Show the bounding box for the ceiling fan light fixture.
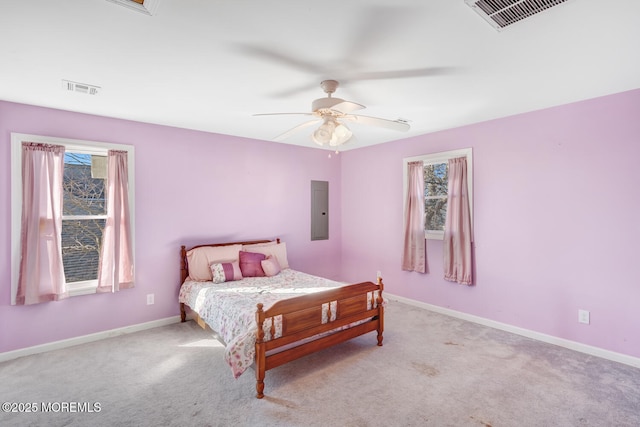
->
[312,119,336,146]
[330,123,352,147]
[312,118,352,147]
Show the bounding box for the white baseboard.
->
[386,293,640,369]
[0,316,182,363]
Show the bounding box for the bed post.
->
[180,245,187,322]
[255,303,266,399]
[376,277,384,346]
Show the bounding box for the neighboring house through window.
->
[62,150,108,292]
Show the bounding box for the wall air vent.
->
[465,0,571,31]
[63,80,101,95]
[105,0,161,16]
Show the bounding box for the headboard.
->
[179,238,280,285]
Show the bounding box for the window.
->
[403,148,472,240]
[424,162,449,234]
[62,151,108,287]
[10,133,135,302]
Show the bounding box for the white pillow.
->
[242,241,277,250]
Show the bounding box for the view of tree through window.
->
[62,153,107,282]
[424,162,448,232]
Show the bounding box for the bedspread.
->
[179,269,350,378]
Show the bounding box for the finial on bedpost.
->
[256,303,265,342]
[376,276,384,305]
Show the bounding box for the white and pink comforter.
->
[179,269,349,378]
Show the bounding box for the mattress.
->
[179,269,348,378]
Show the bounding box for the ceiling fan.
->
[236,6,455,99]
[254,80,410,147]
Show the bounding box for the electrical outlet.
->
[147,294,154,305]
[578,309,590,324]
[376,270,382,280]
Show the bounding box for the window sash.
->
[61,217,106,284]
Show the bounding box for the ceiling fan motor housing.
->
[312,97,346,113]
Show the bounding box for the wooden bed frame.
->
[179,239,384,398]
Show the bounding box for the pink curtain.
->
[16,143,68,305]
[402,161,427,273]
[443,157,473,285]
[97,150,134,292]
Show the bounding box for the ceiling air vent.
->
[63,80,101,95]
[465,0,571,31]
[105,0,161,16]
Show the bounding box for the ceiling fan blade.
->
[330,101,366,114]
[235,44,329,75]
[273,119,322,141]
[342,67,457,83]
[344,114,410,132]
[253,112,314,117]
[268,84,319,98]
[342,6,420,63]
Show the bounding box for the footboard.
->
[254,278,384,398]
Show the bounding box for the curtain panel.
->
[97,150,134,292]
[16,143,68,305]
[402,161,427,273]
[443,157,473,285]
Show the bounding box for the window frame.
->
[10,133,135,303]
[403,148,473,240]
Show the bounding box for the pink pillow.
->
[239,251,266,277]
[243,242,289,269]
[210,260,242,284]
[261,255,281,277]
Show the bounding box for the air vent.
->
[63,80,101,95]
[105,0,161,16]
[465,0,571,31]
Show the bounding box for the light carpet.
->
[1,301,639,426]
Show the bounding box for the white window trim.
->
[10,133,135,304]
[403,148,473,240]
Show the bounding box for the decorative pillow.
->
[186,244,242,281]
[210,260,243,284]
[239,251,266,277]
[242,242,289,269]
[261,255,281,277]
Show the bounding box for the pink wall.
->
[3,90,639,359]
[0,101,342,353]
[340,89,640,359]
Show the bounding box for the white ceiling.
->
[1,0,639,151]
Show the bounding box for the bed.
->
[178,239,384,398]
